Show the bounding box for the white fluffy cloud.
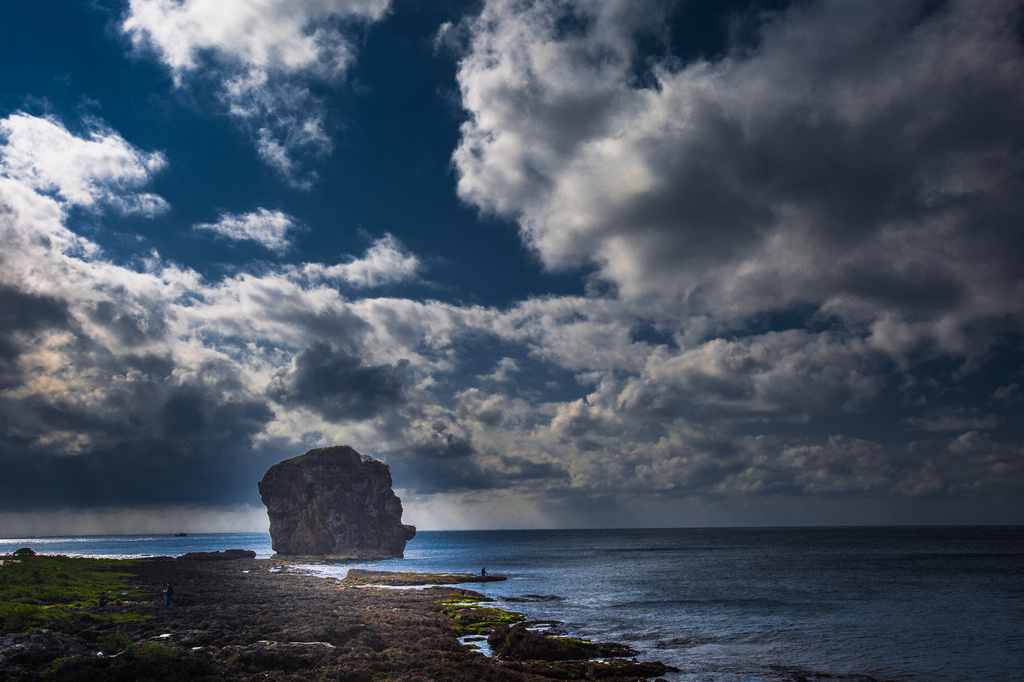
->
[436,0,1024,524]
[0,113,168,216]
[4,0,1024,531]
[122,0,390,77]
[194,208,298,253]
[123,0,392,186]
[453,0,1024,359]
[302,234,422,288]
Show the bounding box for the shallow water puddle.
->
[460,634,493,657]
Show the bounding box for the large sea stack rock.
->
[258,446,416,557]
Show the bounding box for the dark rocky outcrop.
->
[344,569,507,586]
[487,623,679,679]
[488,623,638,661]
[258,446,416,558]
[178,549,257,561]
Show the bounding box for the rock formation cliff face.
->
[258,446,416,557]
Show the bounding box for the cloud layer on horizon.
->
[0,0,1022,532]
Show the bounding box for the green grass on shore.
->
[0,551,150,633]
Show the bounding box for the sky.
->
[0,0,1022,535]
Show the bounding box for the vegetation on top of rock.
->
[288,445,383,471]
[439,599,527,636]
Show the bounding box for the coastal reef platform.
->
[0,551,675,680]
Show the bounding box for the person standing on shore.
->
[163,583,174,607]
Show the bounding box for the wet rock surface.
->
[344,568,508,586]
[499,594,565,603]
[259,445,416,558]
[0,556,675,681]
[489,622,638,661]
[178,549,257,561]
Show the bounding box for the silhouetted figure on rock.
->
[163,583,174,607]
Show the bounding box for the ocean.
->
[2,526,1021,682]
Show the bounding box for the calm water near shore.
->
[3,526,1022,682]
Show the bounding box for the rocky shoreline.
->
[1,552,676,681]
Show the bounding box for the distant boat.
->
[174,533,188,537]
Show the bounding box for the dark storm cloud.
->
[410,427,475,460]
[0,284,70,389]
[0,183,285,513]
[497,454,570,482]
[0,365,276,511]
[158,360,272,442]
[381,418,502,494]
[89,298,169,347]
[391,446,491,495]
[992,384,1022,406]
[454,0,1024,337]
[266,341,407,421]
[0,436,274,512]
[904,407,1002,433]
[0,284,69,336]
